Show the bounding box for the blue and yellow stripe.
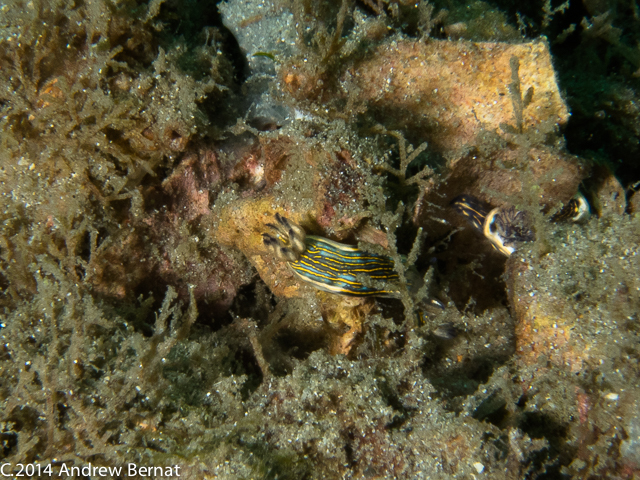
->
[450,194,488,231]
[289,236,400,296]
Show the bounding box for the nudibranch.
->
[451,192,591,256]
[550,192,591,223]
[262,213,402,296]
[451,195,535,256]
[262,214,450,335]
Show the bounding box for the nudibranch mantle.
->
[451,195,535,257]
[483,206,534,257]
[452,192,590,257]
[551,192,591,223]
[262,213,401,297]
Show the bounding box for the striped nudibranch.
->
[451,195,535,256]
[451,192,591,256]
[262,213,401,296]
[550,191,591,223]
[262,214,449,333]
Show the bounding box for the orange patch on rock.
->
[348,39,568,157]
[507,258,587,373]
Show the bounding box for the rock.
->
[629,189,640,215]
[89,148,255,317]
[504,213,640,373]
[432,146,586,214]
[585,166,627,217]
[219,0,298,78]
[219,0,296,125]
[343,39,569,157]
